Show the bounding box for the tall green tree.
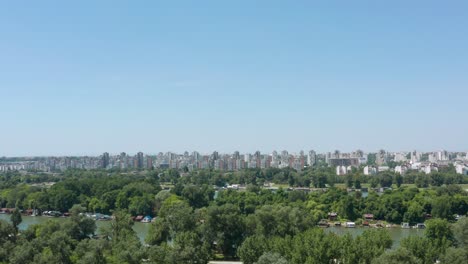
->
[11,208,22,232]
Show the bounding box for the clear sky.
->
[1,0,467,156]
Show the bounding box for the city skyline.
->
[2,149,467,176]
[1,1,468,156]
[2,148,468,158]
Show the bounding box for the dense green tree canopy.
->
[0,167,467,263]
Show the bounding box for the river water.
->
[0,214,423,248]
[0,213,152,242]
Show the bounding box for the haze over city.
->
[1,1,467,156]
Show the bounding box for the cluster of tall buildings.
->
[0,150,317,172]
[1,150,468,175]
[331,149,468,176]
[108,150,317,172]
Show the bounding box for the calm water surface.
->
[324,225,423,248]
[1,214,423,247]
[0,214,152,242]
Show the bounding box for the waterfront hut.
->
[135,215,144,222]
[1,208,15,214]
[328,212,338,221]
[363,214,374,220]
[24,209,34,215]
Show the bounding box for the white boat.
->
[345,222,356,228]
[401,222,410,229]
[414,223,426,229]
[141,216,153,223]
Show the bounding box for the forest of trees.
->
[0,167,467,263]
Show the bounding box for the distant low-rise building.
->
[328,158,359,167]
[421,164,438,174]
[394,152,408,162]
[378,166,390,172]
[363,166,377,175]
[395,165,408,175]
[455,163,468,175]
[336,165,347,175]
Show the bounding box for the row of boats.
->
[318,219,426,229]
[1,208,154,223]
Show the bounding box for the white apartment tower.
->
[308,150,316,167]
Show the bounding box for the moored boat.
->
[414,223,426,229]
[141,216,153,223]
[318,219,330,228]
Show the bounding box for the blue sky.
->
[1,1,467,156]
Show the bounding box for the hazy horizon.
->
[1,1,467,156]
[1,148,465,158]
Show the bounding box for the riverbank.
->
[0,213,152,242]
[0,214,423,248]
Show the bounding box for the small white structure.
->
[455,164,468,175]
[336,166,347,175]
[411,162,421,170]
[378,166,390,172]
[421,164,438,174]
[345,222,356,228]
[363,166,377,175]
[394,165,408,175]
[227,184,239,190]
[358,157,368,165]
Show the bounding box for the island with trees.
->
[0,166,467,263]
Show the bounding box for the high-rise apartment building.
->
[308,150,316,167]
[146,156,153,169]
[102,152,110,169]
[136,152,144,169]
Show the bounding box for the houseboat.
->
[94,213,111,221]
[141,216,153,223]
[401,222,410,229]
[414,223,426,229]
[0,208,14,214]
[43,211,62,217]
[318,219,330,228]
